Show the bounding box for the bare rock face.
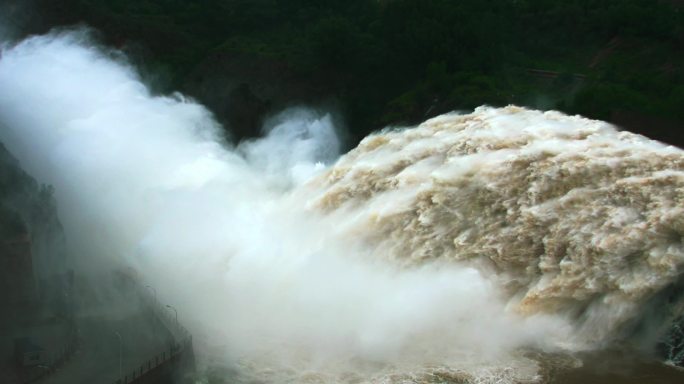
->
[307,106,684,343]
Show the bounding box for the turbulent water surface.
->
[1,30,684,384]
[308,106,684,344]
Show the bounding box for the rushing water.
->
[1,30,683,383]
[307,106,684,346]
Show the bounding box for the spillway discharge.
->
[1,30,683,383]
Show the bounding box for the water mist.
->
[2,29,683,384]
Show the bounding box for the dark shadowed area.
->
[5,0,683,148]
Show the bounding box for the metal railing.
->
[112,281,193,384]
[114,336,192,384]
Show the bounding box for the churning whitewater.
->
[1,30,684,383]
[308,107,684,339]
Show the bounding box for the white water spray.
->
[1,30,683,383]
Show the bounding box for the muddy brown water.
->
[548,350,684,384]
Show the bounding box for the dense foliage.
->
[22,0,684,146]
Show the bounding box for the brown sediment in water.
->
[3,36,683,381]
[306,105,684,348]
[547,350,684,384]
